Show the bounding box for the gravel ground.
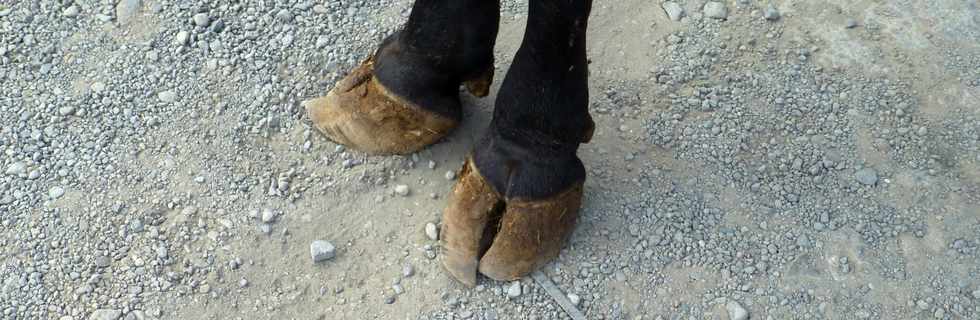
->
[1,0,979,319]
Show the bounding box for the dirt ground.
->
[1,0,978,319]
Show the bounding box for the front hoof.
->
[440,158,582,285]
[303,57,458,155]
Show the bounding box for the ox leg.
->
[441,0,594,286]
[304,0,499,155]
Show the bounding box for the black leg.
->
[304,0,500,155]
[441,0,594,285]
[474,0,594,198]
[374,0,501,119]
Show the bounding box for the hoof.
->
[440,158,582,286]
[463,65,494,98]
[303,56,458,155]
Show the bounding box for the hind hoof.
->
[303,56,458,155]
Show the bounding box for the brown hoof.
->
[303,56,458,155]
[440,158,582,286]
[463,65,494,98]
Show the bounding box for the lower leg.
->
[304,0,499,155]
[374,0,501,117]
[442,0,594,285]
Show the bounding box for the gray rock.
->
[91,82,107,93]
[310,240,336,263]
[175,31,190,46]
[662,2,685,22]
[116,0,141,25]
[854,168,879,186]
[63,5,80,18]
[845,18,859,28]
[276,9,293,21]
[58,106,76,116]
[507,282,522,298]
[567,293,581,306]
[726,300,749,320]
[5,162,26,175]
[402,264,415,277]
[192,13,210,27]
[972,290,980,299]
[425,222,439,241]
[764,4,780,21]
[261,208,276,223]
[89,309,122,320]
[49,186,65,199]
[704,2,728,19]
[395,185,410,196]
[158,90,177,103]
[444,170,456,180]
[95,256,111,267]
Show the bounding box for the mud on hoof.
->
[440,157,583,286]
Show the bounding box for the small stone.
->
[567,293,581,306]
[916,300,929,310]
[764,3,780,20]
[425,222,439,241]
[704,2,728,19]
[384,295,396,304]
[506,282,522,298]
[395,185,410,197]
[175,31,190,46]
[662,2,685,21]
[63,5,80,17]
[94,256,111,267]
[239,278,249,288]
[310,240,336,263]
[403,264,415,277]
[5,162,27,175]
[89,309,123,320]
[49,186,66,199]
[315,35,330,48]
[91,82,107,93]
[854,168,879,186]
[845,18,859,28]
[445,170,456,180]
[115,0,141,25]
[276,9,293,21]
[971,290,980,299]
[192,13,210,27]
[56,106,75,116]
[726,300,749,320]
[258,224,272,234]
[261,209,276,223]
[158,90,177,103]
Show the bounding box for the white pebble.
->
[192,13,210,27]
[726,300,749,320]
[260,209,276,223]
[395,185,410,196]
[310,240,336,263]
[703,2,728,19]
[49,186,65,199]
[425,222,439,241]
[507,282,522,298]
[158,90,177,103]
